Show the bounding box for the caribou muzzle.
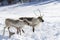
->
[42,19,44,22]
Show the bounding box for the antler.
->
[33,10,39,16]
[37,9,41,16]
[33,9,42,16]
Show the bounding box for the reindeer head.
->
[38,16,44,22]
[33,9,44,22]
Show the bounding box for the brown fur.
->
[3,18,25,38]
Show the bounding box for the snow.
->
[0,1,60,40]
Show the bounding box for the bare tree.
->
[7,0,14,4]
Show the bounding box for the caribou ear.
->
[39,16,43,18]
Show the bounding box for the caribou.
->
[3,18,28,38]
[3,9,44,38]
[19,9,44,32]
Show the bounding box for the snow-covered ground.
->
[0,1,60,40]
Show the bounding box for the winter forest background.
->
[0,0,59,6]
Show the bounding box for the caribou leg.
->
[22,29,24,33]
[8,27,15,38]
[3,26,7,36]
[18,29,21,35]
[16,27,21,35]
[17,27,19,34]
[9,31,15,38]
[32,27,35,32]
